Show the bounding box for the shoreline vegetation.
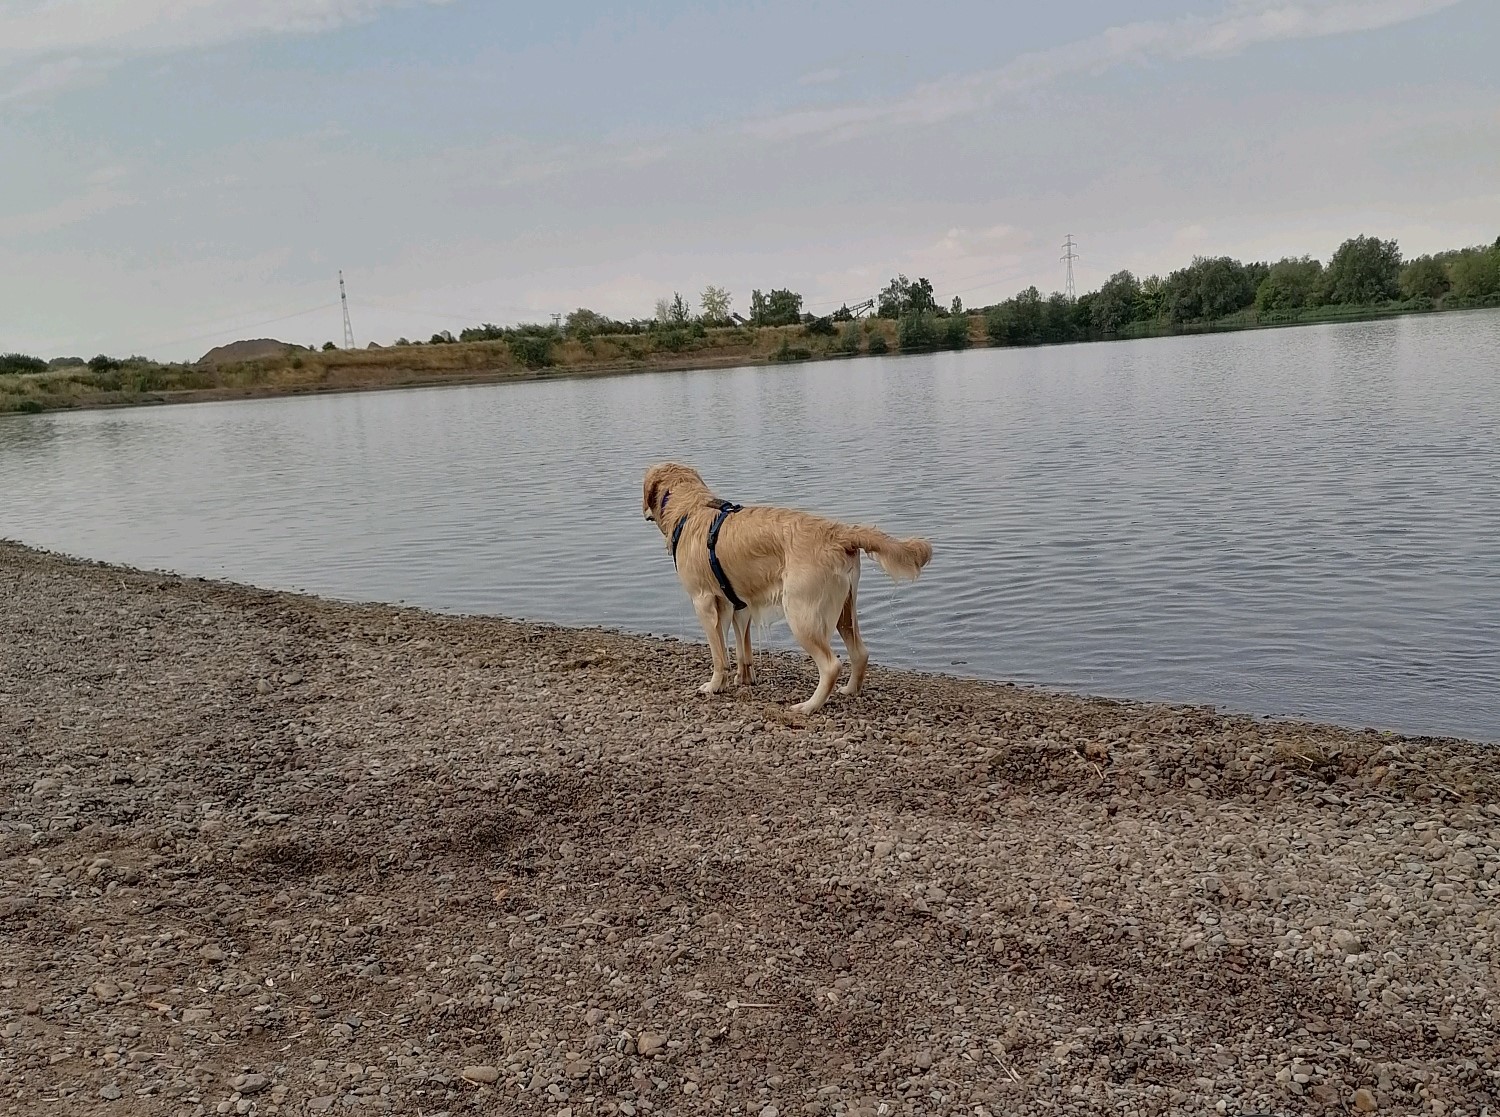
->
[4,232,1498,416]
[2,539,1498,1112]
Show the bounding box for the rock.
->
[913,1051,933,1070]
[308,1097,336,1112]
[92,981,121,1003]
[1353,1087,1377,1111]
[181,1008,212,1024]
[100,1084,122,1100]
[462,1065,500,1084]
[636,1032,666,1057]
[231,1072,269,1095]
[201,946,226,963]
[1331,929,1362,955]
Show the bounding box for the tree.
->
[1322,235,1402,304]
[877,275,911,318]
[1255,256,1324,315]
[428,331,456,344]
[908,277,936,315]
[654,298,672,324]
[1090,270,1141,335]
[1448,245,1500,299]
[942,307,970,349]
[1399,256,1450,300]
[700,286,731,323]
[669,292,692,325]
[750,288,802,326]
[1041,293,1075,344]
[565,308,608,337]
[1138,274,1168,321]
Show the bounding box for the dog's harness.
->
[666,493,748,612]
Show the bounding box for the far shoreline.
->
[5,300,1496,419]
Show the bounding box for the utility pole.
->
[551,313,563,332]
[1061,235,1079,303]
[339,271,355,349]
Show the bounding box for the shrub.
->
[88,354,123,373]
[897,312,938,351]
[942,313,972,350]
[769,337,812,363]
[507,334,554,369]
[17,398,45,413]
[0,352,47,376]
[803,315,837,337]
[867,333,889,355]
[837,322,861,356]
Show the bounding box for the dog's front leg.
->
[693,595,732,695]
[732,609,753,687]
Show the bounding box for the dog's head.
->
[642,461,707,524]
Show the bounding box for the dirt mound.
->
[197,338,308,367]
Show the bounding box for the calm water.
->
[3,312,1498,741]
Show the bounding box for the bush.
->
[17,398,45,413]
[0,352,47,376]
[897,312,938,352]
[507,334,554,369]
[942,313,972,350]
[88,354,123,373]
[769,336,812,363]
[803,315,837,337]
[867,333,889,355]
[837,322,861,356]
[656,328,690,352]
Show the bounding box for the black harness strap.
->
[669,514,688,565]
[706,501,747,611]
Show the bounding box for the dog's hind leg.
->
[694,594,733,695]
[732,608,753,687]
[836,583,869,697]
[785,575,847,714]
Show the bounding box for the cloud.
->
[745,0,1466,141]
[0,0,452,104]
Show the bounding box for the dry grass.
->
[0,321,912,415]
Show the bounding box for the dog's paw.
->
[838,682,861,697]
[790,698,825,715]
[699,678,728,695]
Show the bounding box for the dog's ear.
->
[643,468,665,516]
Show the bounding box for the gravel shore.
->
[1,541,1496,1116]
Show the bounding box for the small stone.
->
[308,1097,336,1112]
[462,1065,500,1085]
[913,1051,933,1070]
[1331,929,1362,956]
[182,1008,212,1024]
[92,981,121,1003]
[231,1072,269,1095]
[201,946,226,963]
[256,679,272,695]
[100,1084,122,1100]
[637,1032,666,1057]
[1353,1088,1377,1112]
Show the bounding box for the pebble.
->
[636,1032,666,1057]
[4,541,1499,1117]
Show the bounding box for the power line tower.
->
[1061,235,1079,303]
[339,271,355,349]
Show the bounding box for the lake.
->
[3,311,1498,741]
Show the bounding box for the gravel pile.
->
[1,541,1496,1116]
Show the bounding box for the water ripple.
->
[2,312,1498,740]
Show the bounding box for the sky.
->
[1,0,1497,362]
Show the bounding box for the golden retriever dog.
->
[642,462,932,712]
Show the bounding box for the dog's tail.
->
[838,525,933,583]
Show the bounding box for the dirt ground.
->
[1,541,1496,1116]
